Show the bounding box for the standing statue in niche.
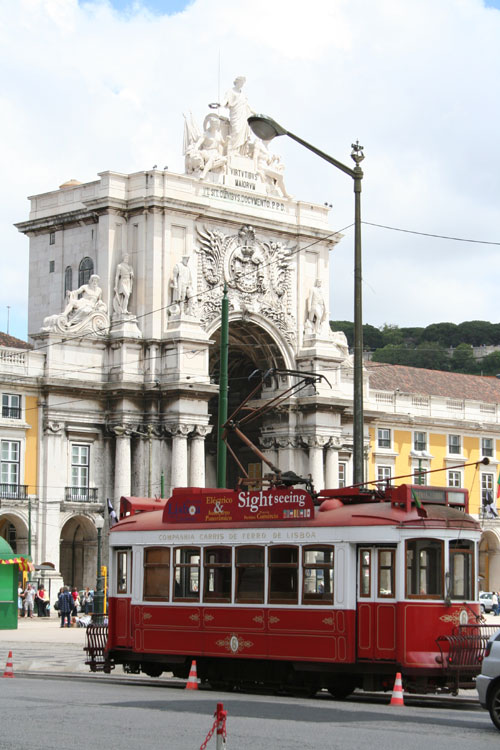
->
[223,76,254,156]
[171,255,194,315]
[113,253,134,317]
[305,279,327,335]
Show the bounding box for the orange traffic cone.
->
[186,660,199,690]
[389,672,404,705]
[3,651,14,678]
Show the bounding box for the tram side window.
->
[406,538,443,598]
[378,549,395,598]
[449,540,474,600]
[269,546,298,604]
[143,547,169,601]
[173,547,200,601]
[359,549,371,597]
[303,546,334,604]
[204,547,232,602]
[235,546,264,603]
[116,549,131,594]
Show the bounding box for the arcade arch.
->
[0,513,28,556]
[59,514,98,590]
[207,317,294,488]
[479,529,500,592]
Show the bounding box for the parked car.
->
[480,591,494,613]
[477,629,500,731]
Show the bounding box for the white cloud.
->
[1,0,500,340]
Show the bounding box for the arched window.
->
[78,257,94,286]
[64,266,72,297]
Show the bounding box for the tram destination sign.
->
[163,487,315,524]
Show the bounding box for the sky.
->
[1,0,500,342]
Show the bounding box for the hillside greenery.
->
[329,320,500,375]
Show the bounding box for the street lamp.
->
[247,115,365,484]
[93,514,105,624]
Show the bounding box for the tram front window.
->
[269,546,298,604]
[236,546,264,603]
[449,539,474,600]
[406,538,443,598]
[173,547,200,601]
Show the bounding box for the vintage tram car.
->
[87,482,492,695]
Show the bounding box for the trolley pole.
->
[217,284,229,488]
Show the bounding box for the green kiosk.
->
[0,538,31,630]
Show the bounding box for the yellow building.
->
[367,363,500,591]
[0,333,41,557]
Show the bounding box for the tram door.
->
[356,546,397,661]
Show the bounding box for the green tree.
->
[380,324,404,346]
[413,341,450,370]
[478,350,500,376]
[421,322,458,347]
[456,320,495,345]
[371,344,416,366]
[450,343,477,373]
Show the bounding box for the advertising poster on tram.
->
[163,487,315,524]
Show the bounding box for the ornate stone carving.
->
[302,435,330,449]
[164,423,194,438]
[183,76,289,200]
[328,436,344,450]
[41,274,109,337]
[44,420,63,434]
[192,425,213,439]
[196,224,296,345]
[112,254,134,318]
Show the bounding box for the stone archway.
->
[0,513,28,556]
[207,317,292,488]
[59,515,98,590]
[479,528,500,592]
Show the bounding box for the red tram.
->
[87,481,493,696]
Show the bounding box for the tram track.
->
[12,670,483,710]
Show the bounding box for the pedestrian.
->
[58,586,73,628]
[492,591,499,616]
[36,585,47,617]
[23,583,36,618]
[71,587,79,616]
[82,587,93,615]
[18,585,24,617]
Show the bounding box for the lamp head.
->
[94,515,105,530]
[248,114,287,141]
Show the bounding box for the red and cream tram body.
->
[99,483,486,695]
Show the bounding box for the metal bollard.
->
[215,702,227,750]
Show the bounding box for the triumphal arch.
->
[15,78,359,582]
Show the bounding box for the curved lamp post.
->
[247,115,365,484]
[93,514,105,624]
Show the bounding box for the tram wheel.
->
[327,678,356,700]
[488,684,500,731]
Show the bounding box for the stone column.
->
[114,427,132,502]
[259,436,279,474]
[325,437,342,488]
[170,424,192,487]
[190,426,212,487]
[276,437,296,473]
[305,436,328,492]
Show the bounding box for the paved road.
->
[0,676,496,750]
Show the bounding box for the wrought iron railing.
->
[64,487,98,502]
[0,484,27,500]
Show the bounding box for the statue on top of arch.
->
[183,76,290,200]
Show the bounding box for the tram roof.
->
[111,496,480,533]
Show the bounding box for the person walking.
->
[36,585,47,617]
[23,583,36,618]
[82,587,93,615]
[58,586,73,628]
